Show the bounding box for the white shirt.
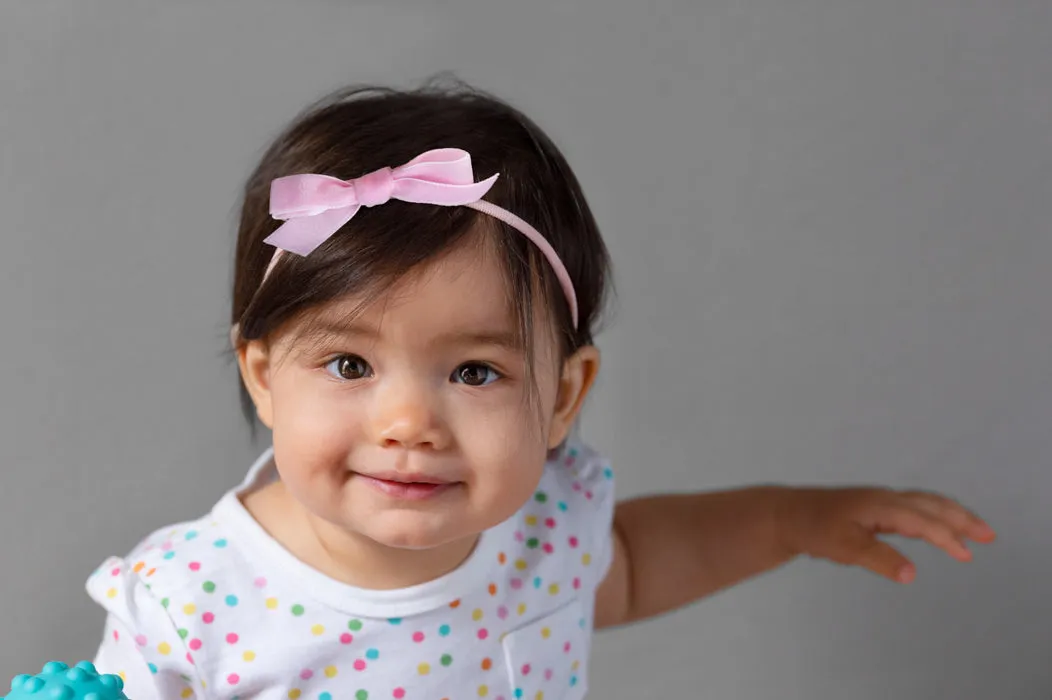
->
[86,441,615,700]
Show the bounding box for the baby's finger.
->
[875,504,973,561]
[900,491,996,543]
[846,530,915,583]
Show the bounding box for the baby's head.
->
[229,80,610,551]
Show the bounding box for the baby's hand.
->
[779,487,996,583]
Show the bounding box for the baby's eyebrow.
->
[301,321,524,352]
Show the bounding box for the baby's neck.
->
[241,480,479,590]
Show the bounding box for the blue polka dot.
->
[603,467,614,479]
[213,539,227,548]
[225,595,239,607]
[438,624,451,636]
[570,676,578,687]
[533,577,542,589]
[365,648,379,660]
[387,618,402,625]
[184,530,198,540]
[558,501,568,512]
[514,689,523,698]
[579,617,586,628]
[163,551,175,560]
[147,663,158,674]
[319,693,332,700]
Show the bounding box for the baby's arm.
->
[594,485,994,628]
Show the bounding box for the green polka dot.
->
[348,619,363,631]
[535,491,548,503]
[355,691,368,700]
[202,581,216,593]
[440,654,453,666]
[291,604,305,616]
[160,598,170,608]
[526,538,540,549]
[177,629,188,639]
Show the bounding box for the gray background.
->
[1,0,1048,697]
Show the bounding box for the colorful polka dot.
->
[319,693,332,700]
[291,604,305,616]
[418,663,430,676]
[202,612,215,624]
[472,608,483,621]
[202,581,216,593]
[366,648,379,660]
[227,674,239,685]
[182,604,196,615]
[178,629,189,640]
[393,690,405,699]
[324,666,337,678]
[340,633,353,644]
[288,691,301,700]
[312,624,325,636]
[534,491,548,503]
[225,595,239,607]
[355,691,368,700]
[226,633,239,644]
[440,654,453,667]
[478,686,489,697]
[438,624,451,636]
[348,619,363,631]
[158,642,171,655]
[412,631,425,643]
[266,597,278,609]
[214,538,228,548]
[243,651,256,662]
[353,660,366,671]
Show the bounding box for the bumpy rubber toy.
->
[2,661,128,700]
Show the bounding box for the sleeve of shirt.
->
[85,556,204,700]
[560,441,617,589]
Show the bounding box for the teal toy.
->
[2,661,127,700]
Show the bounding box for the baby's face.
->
[250,237,575,552]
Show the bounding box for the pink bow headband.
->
[245,148,578,333]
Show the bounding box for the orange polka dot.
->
[449,599,461,609]
[133,562,145,573]
[146,568,156,577]
[498,552,507,565]
[488,583,498,596]
[481,657,493,671]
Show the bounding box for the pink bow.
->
[265,148,499,256]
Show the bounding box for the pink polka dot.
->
[545,518,556,528]
[189,639,202,651]
[300,670,313,681]
[202,612,215,624]
[393,690,405,699]
[112,630,119,641]
[572,482,582,492]
[135,635,148,647]
[564,642,572,653]
[188,562,201,572]
[110,567,120,576]
[227,674,240,685]
[544,669,553,681]
[565,456,576,466]
[226,633,239,644]
[568,536,579,548]
[161,541,173,550]
[542,543,554,554]
[478,628,489,640]
[254,576,267,588]
[522,664,531,675]
[510,578,523,590]
[514,531,525,542]
[412,631,425,643]
[340,633,353,644]
[186,652,194,665]
[354,659,367,671]
[497,605,509,620]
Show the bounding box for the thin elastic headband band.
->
[230,148,578,347]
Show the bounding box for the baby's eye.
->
[452,362,502,387]
[325,355,372,381]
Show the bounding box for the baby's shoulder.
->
[537,440,615,508]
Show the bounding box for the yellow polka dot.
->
[548,583,560,595]
[158,642,171,655]
[524,515,538,526]
[182,603,196,615]
[106,588,117,599]
[418,663,431,676]
[181,689,193,699]
[517,603,527,616]
[572,660,580,671]
[540,627,551,639]
[514,559,528,571]
[288,691,301,700]
[478,685,489,697]
[324,666,337,678]
[118,672,126,682]
[201,681,207,689]
[472,608,484,621]
[581,553,592,566]
[535,692,544,700]
[243,650,256,662]
[266,597,278,609]
[311,624,325,636]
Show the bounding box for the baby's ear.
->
[237,340,275,429]
[548,345,600,448]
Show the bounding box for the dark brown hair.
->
[231,77,612,427]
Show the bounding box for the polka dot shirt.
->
[86,441,615,700]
